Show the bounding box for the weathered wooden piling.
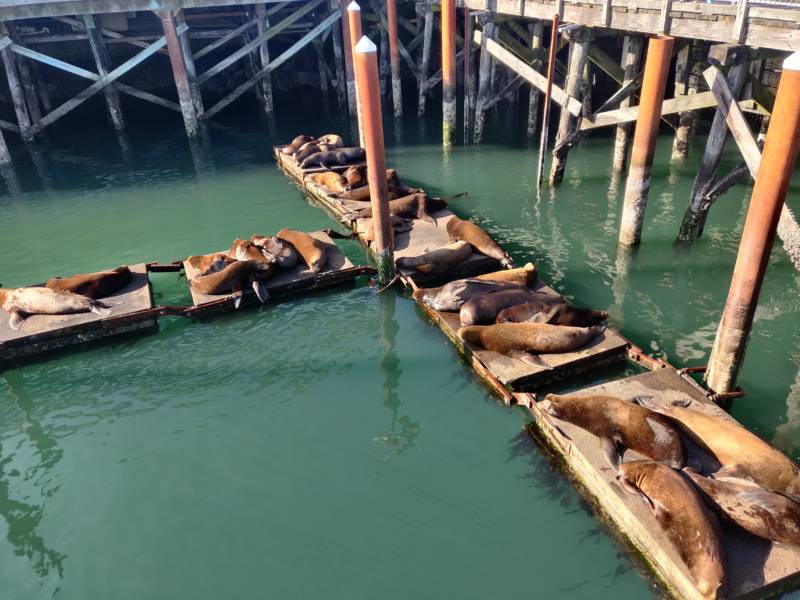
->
[159,10,200,138]
[463,7,473,143]
[338,0,357,116]
[536,15,559,189]
[5,23,42,127]
[706,52,800,393]
[83,14,125,131]
[355,35,394,283]
[254,3,274,114]
[612,35,642,174]
[441,0,457,146]
[618,35,674,247]
[473,19,495,143]
[0,128,10,165]
[330,0,348,108]
[174,10,204,118]
[0,23,32,141]
[670,41,692,160]
[386,0,402,117]
[347,2,365,146]
[526,21,543,139]
[417,2,433,115]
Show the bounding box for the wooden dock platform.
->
[0,262,156,364]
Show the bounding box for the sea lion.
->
[447,216,512,268]
[299,147,366,169]
[343,165,366,189]
[46,265,131,299]
[351,193,448,223]
[395,241,472,276]
[186,253,234,276]
[618,461,725,600]
[683,470,800,546]
[460,288,563,326]
[458,323,604,363]
[363,215,411,244]
[317,133,344,147]
[497,301,609,327]
[336,183,420,202]
[250,235,298,269]
[539,393,686,470]
[189,259,272,307]
[295,143,333,163]
[0,287,112,330]
[281,134,314,155]
[276,228,327,273]
[308,171,349,194]
[412,279,527,312]
[229,238,275,264]
[636,396,800,502]
[475,263,538,287]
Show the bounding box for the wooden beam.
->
[192,15,258,60]
[586,41,624,84]
[5,23,41,126]
[52,15,169,56]
[83,14,124,130]
[0,29,32,139]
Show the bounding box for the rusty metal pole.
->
[387,0,402,117]
[339,0,357,116]
[158,10,200,138]
[355,36,394,283]
[441,0,457,146]
[706,52,800,394]
[347,2,366,147]
[618,35,674,246]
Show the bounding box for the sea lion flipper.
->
[632,395,657,409]
[89,301,112,317]
[8,310,25,330]
[251,279,270,304]
[600,437,623,472]
[507,350,553,370]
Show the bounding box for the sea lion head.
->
[539,393,574,419]
[616,460,657,496]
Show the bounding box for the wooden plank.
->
[585,40,624,84]
[51,15,169,55]
[474,29,582,118]
[192,15,258,60]
[659,0,671,34]
[733,0,749,44]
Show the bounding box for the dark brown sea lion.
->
[460,288,561,326]
[475,263,538,287]
[618,461,725,600]
[497,301,608,327]
[308,171,349,194]
[276,228,327,273]
[352,193,448,223]
[458,323,604,363]
[0,287,112,330]
[412,279,526,312]
[189,259,273,307]
[540,394,686,470]
[343,165,366,189]
[295,142,338,163]
[186,253,234,276]
[683,470,800,546]
[395,241,472,275]
[281,135,314,155]
[636,396,800,502]
[300,147,366,169]
[250,235,298,269]
[447,216,512,268]
[46,265,131,299]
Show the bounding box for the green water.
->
[0,94,798,599]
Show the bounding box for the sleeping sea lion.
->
[336,183,420,203]
[308,171,349,194]
[317,133,344,147]
[351,193,448,223]
[300,147,366,169]
[343,165,366,189]
[412,279,526,312]
[636,396,800,502]
[0,287,112,330]
[250,235,298,269]
[229,238,275,264]
[276,228,327,273]
[295,143,335,163]
[475,263,537,287]
[186,253,234,276]
[46,265,131,299]
[460,288,562,326]
[618,461,725,600]
[497,301,609,327]
[447,216,512,268]
[189,260,272,307]
[683,470,800,546]
[395,241,472,276]
[281,135,314,155]
[539,393,686,470]
[458,323,604,363]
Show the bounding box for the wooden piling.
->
[5,23,41,127]
[387,0,402,117]
[463,8,473,143]
[83,14,125,131]
[549,29,590,185]
[618,35,674,246]
[671,41,692,160]
[379,7,389,96]
[0,128,10,165]
[417,2,433,115]
[347,2,366,146]
[354,35,394,283]
[473,19,495,143]
[329,0,348,108]
[254,3,275,114]
[706,52,800,393]
[337,0,356,116]
[174,10,204,117]
[442,0,456,146]
[159,10,200,138]
[526,21,543,139]
[612,35,643,174]
[536,15,559,189]
[0,23,32,140]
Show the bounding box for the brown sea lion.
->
[300,147,366,169]
[447,216,512,268]
[412,279,527,312]
[351,193,448,223]
[46,265,131,299]
[276,228,327,273]
[295,143,334,163]
[343,165,366,189]
[618,461,725,600]
[308,171,349,194]
[475,263,537,287]
[458,322,604,363]
[229,239,275,264]
[540,394,686,470]
[186,253,234,276]
[460,288,562,326]
[636,396,800,502]
[336,183,420,203]
[281,135,314,155]
[683,470,800,546]
[0,287,112,330]
[317,134,344,147]
[497,301,609,327]
[189,260,272,307]
[395,241,472,276]
[250,235,299,269]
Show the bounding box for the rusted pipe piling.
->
[355,35,394,283]
[441,0,457,146]
[706,53,800,394]
[387,0,402,117]
[618,35,674,246]
[347,2,365,147]
[159,10,200,138]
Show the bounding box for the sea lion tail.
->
[89,300,112,316]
